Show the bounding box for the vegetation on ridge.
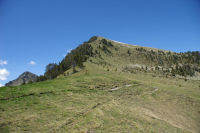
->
[37,36,200,82]
[37,41,94,81]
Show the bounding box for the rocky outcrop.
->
[5,71,38,86]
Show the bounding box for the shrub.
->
[87,36,98,43]
[127,49,131,56]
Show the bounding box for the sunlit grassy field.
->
[0,62,200,133]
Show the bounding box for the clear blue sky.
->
[0,0,200,86]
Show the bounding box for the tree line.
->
[37,42,94,81]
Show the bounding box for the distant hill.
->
[5,71,38,86]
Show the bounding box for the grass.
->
[0,62,200,133]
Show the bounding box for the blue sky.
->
[0,0,200,86]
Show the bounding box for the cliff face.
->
[5,71,38,86]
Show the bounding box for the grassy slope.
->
[1,37,200,132]
[0,62,200,133]
[87,37,168,74]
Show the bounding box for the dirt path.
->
[110,87,120,91]
[110,84,133,91]
[149,88,159,95]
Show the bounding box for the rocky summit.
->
[5,71,38,86]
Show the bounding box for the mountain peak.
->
[87,36,106,43]
[5,71,38,86]
[37,36,200,82]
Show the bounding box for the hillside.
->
[39,36,200,81]
[0,37,200,133]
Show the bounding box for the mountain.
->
[5,71,38,86]
[40,36,200,81]
[0,37,200,133]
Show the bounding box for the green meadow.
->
[1,62,200,133]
